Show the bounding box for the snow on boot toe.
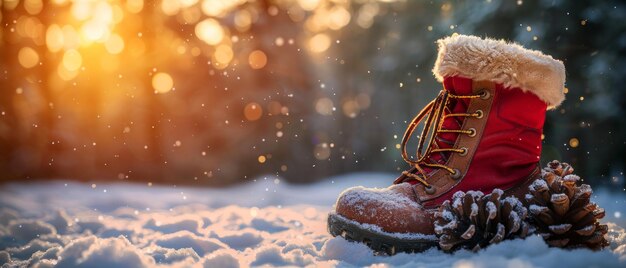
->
[334,183,434,234]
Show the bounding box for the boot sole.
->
[327,212,438,255]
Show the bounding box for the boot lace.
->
[398,89,484,188]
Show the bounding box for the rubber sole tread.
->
[327,213,438,255]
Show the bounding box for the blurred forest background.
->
[0,0,624,188]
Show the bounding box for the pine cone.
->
[434,189,529,252]
[525,160,609,250]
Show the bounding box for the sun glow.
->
[28,0,364,82]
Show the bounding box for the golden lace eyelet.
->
[451,169,462,180]
[459,147,468,156]
[467,128,477,137]
[425,185,436,195]
[475,110,484,119]
[479,89,491,100]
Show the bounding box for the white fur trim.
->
[433,34,566,108]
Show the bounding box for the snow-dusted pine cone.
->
[434,189,529,252]
[525,160,609,249]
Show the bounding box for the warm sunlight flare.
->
[2,0,427,187]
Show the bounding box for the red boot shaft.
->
[420,77,547,207]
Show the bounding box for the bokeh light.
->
[342,100,359,118]
[214,44,234,68]
[125,0,144,13]
[309,33,331,53]
[152,72,174,94]
[46,24,64,52]
[24,0,44,15]
[195,18,224,45]
[161,0,181,16]
[298,0,321,11]
[315,98,334,115]
[314,143,331,160]
[244,102,263,121]
[62,49,82,72]
[328,6,351,30]
[57,64,79,81]
[248,50,268,70]
[61,25,80,50]
[234,10,252,32]
[17,47,39,69]
[569,138,580,148]
[105,34,125,54]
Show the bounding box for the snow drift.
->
[0,173,625,267]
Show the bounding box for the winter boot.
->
[328,34,566,254]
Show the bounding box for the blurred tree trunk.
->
[141,2,165,182]
[0,7,19,181]
[36,5,60,179]
[253,0,318,183]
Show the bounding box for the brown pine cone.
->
[525,160,609,250]
[434,189,529,252]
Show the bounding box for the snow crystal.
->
[5,239,60,260]
[0,209,19,226]
[144,216,203,234]
[503,196,521,206]
[149,246,200,264]
[55,235,155,268]
[577,225,594,233]
[250,218,290,233]
[320,237,376,266]
[154,231,226,257]
[215,231,264,250]
[491,188,504,196]
[509,211,520,225]
[529,204,549,215]
[563,174,581,182]
[551,193,568,202]
[452,191,466,200]
[486,202,497,217]
[548,224,572,233]
[0,251,10,265]
[471,202,480,217]
[46,210,73,234]
[251,245,314,266]
[525,193,534,201]
[530,178,548,191]
[452,195,463,208]
[466,190,485,198]
[336,184,422,215]
[331,214,437,241]
[441,210,456,221]
[578,184,593,196]
[6,220,56,244]
[199,250,240,268]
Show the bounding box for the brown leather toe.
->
[334,183,435,234]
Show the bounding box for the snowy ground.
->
[1,173,625,268]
